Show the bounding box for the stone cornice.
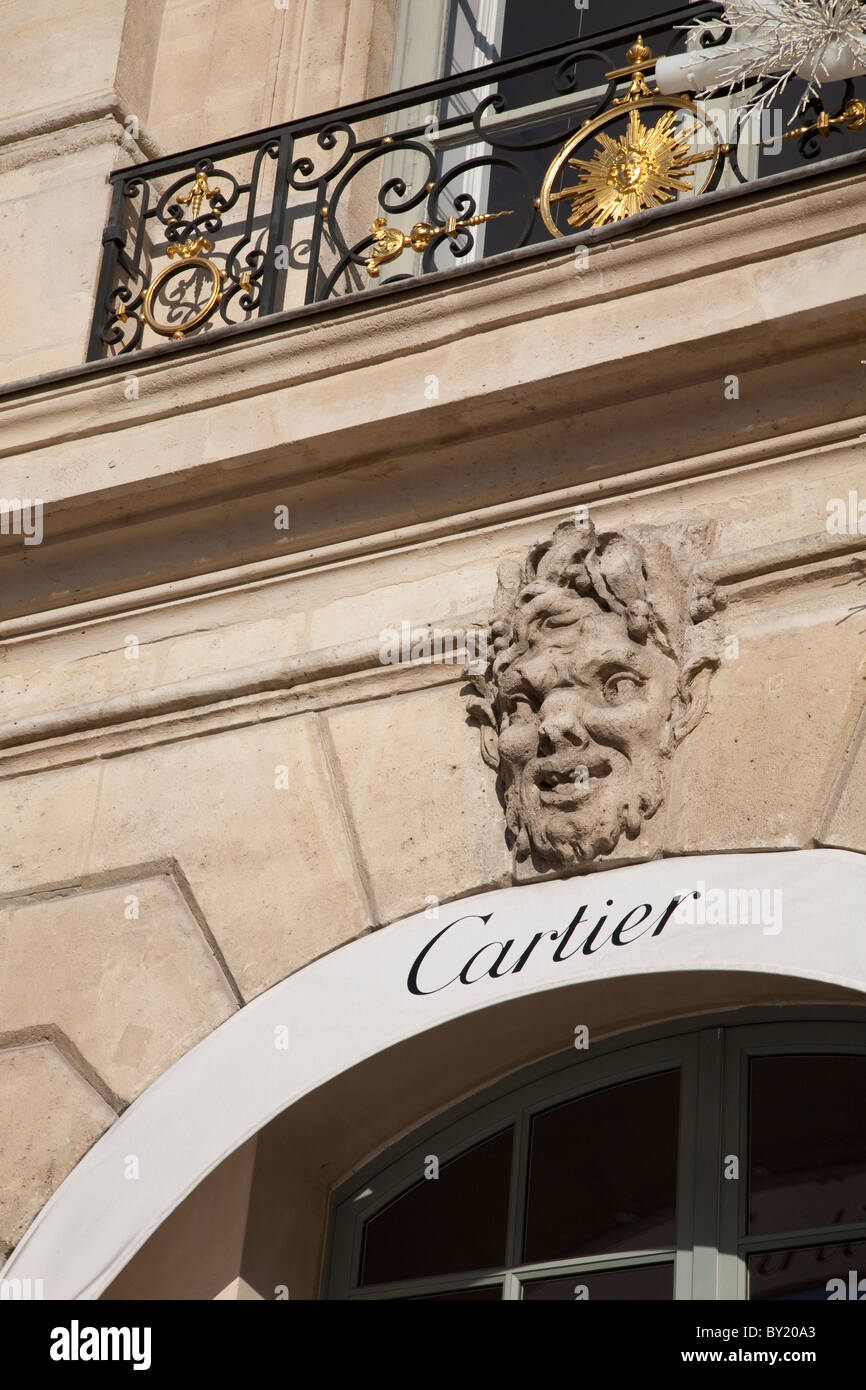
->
[1,158,864,480]
[0,533,861,773]
[0,434,861,640]
[0,93,164,171]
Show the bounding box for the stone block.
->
[667,608,866,853]
[325,683,510,923]
[0,1043,114,1253]
[0,873,237,1100]
[87,717,370,998]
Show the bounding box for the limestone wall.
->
[1,155,866,1271]
[1,1,866,1288]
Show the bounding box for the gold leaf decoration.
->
[564,108,697,228]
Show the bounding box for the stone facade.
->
[1,0,866,1298]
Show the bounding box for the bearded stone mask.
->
[467,518,724,870]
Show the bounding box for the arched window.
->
[326,1014,866,1299]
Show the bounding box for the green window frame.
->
[325,1009,866,1300]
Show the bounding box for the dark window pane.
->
[405,1286,503,1301]
[749,1239,866,1301]
[749,1057,866,1236]
[445,0,674,77]
[445,3,683,257]
[523,1264,674,1301]
[498,0,674,60]
[360,1130,512,1286]
[524,1071,679,1263]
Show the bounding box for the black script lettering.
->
[610,903,653,945]
[551,906,588,962]
[509,931,555,973]
[648,892,699,936]
[407,890,702,998]
[407,914,494,996]
[460,940,515,984]
[581,900,614,955]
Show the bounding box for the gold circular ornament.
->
[141,255,224,340]
[540,95,722,237]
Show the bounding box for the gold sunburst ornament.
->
[539,36,724,236]
[564,107,697,227]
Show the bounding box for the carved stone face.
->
[496,608,681,863]
[467,519,722,870]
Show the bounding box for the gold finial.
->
[364,210,513,277]
[176,170,222,221]
[626,35,652,67]
[609,33,655,102]
[778,96,866,146]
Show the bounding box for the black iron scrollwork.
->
[86,1,865,359]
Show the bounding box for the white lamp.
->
[655,0,866,95]
[656,43,767,93]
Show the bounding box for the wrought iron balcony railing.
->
[87,3,866,360]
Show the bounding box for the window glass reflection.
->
[405,1286,503,1300]
[360,1129,513,1286]
[524,1071,679,1263]
[749,1239,866,1300]
[523,1263,674,1300]
[749,1057,866,1236]
[499,0,676,59]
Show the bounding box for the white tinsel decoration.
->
[686,0,866,115]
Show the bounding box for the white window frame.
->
[383,0,507,274]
